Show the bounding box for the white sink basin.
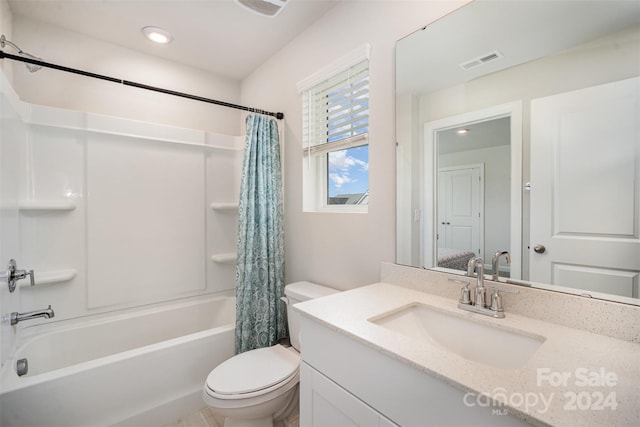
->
[370,303,545,369]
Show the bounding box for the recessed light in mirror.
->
[456,129,469,135]
[142,26,173,44]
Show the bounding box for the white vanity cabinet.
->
[301,362,398,427]
[299,316,533,427]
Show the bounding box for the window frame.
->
[298,44,371,214]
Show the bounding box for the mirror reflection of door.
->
[437,165,482,257]
[435,117,511,275]
[530,77,640,298]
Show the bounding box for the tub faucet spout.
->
[11,305,55,325]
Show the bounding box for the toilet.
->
[202,281,339,427]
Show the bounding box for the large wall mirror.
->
[396,0,640,305]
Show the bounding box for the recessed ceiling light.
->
[456,129,469,135]
[142,26,173,44]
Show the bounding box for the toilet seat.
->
[205,344,299,400]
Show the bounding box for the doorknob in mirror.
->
[533,245,546,254]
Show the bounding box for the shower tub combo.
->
[0,295,235,427]
[0,53,243,427]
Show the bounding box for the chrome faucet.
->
[492,251,511,281]
[11,305,55,325]
[466,257,486,308]
[455,257,517,318]
[455,273,520,318]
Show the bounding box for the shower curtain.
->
[235,114,286,354]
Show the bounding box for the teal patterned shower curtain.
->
[235,114,286,354]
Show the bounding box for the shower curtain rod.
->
[0,51,284,120]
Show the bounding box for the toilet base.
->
[209,384,299,427]
[221,399,298,427]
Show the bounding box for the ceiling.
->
[396,0,640,95]
[438,117,509,155]
[7,0,338,80]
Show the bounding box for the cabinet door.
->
[300,362,398,427]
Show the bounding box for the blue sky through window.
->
[328,145,369,199]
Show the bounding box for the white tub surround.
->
[0,295,235,427]
[0,68,244,334]
[1,50,241,427]
[1,69,243,387]
[294,281,640,426]
[16,102,243,316]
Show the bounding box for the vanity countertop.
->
[294,282,640,427]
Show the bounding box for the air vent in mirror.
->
[459,50,504,71]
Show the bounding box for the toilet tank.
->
[283,281,339,350]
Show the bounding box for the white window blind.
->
[302,58,369,156]
[299,45,370,212]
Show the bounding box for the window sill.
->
[304,205,368,214]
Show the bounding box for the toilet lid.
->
[206,345,299,395]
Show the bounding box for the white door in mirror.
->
[530,77,640,298]
[438,166,482,255]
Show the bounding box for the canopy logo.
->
[463,368,619,415]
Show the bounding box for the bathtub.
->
[0,295,235,427]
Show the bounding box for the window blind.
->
[302,59,369,157]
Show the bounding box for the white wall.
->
[10,16,242,135]
[0,0,13,81]
[240,0,470,290]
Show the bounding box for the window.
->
[298,45,370,212]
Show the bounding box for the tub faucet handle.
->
[2,259,35,292]
[16,268,35,286]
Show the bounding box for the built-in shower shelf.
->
[20,269,77,287]
[211,253,237,264]
[18,201,77,211]
[210,202,239,212]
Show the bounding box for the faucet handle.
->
[3,259,35,292]
[489,286,519,313]
[16,269,35,287]
[449,278,472,305]
[489,288,504,312]
[460,283,472,305]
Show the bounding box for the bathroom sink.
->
[370,304,545,369]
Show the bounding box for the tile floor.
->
[162,408,299,427]
[161,407,223,427]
